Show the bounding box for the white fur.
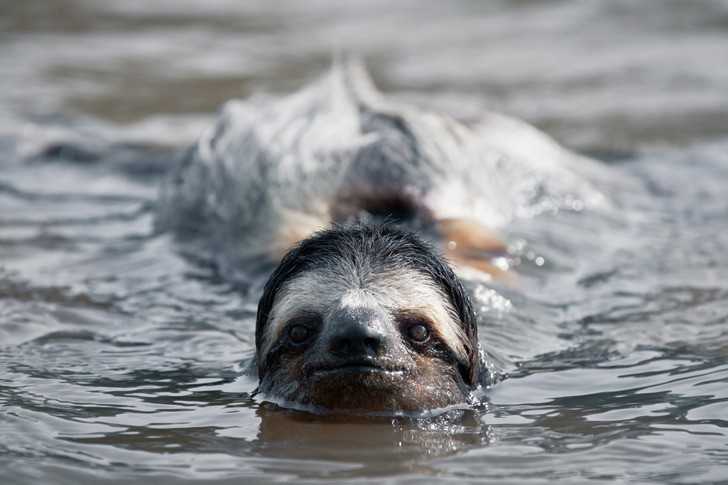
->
[158,60,612,280]
[260,266,468,362]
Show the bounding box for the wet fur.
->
[256,225,481,411]
[158,61,606,283]
[157,61,610,411]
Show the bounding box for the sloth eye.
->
[288,324,312,344]
[407,323,430,343]
[397,314,435,347]
[283,313,322,348]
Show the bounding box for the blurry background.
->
[3,0,728,152]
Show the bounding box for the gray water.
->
[2,1,728,484]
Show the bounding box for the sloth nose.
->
[327,308,388,358]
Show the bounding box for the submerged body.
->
[157,61,607,282]
[157,62,609,413]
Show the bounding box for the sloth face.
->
[255,225,480,413]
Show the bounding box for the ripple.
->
[2,0,728,483]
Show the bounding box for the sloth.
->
[157,61,606,413]
[255,224,482,412]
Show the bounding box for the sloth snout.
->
[325,308,390,358]
[328,327,385,358]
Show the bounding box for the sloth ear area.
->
[436,217,512,281]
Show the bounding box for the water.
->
[2,1,728,483]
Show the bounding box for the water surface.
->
[2,1,728,484]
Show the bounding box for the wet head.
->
[255,224,482,414]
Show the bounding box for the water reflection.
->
[59,399,493,480]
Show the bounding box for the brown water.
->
[2,1,728,484]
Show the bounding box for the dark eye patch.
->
[395,311,468,372]
[396,312,437,346]
[284,312,322,347]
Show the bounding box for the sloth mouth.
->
[308,359,407,377]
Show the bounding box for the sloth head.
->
[255,224,481,413]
